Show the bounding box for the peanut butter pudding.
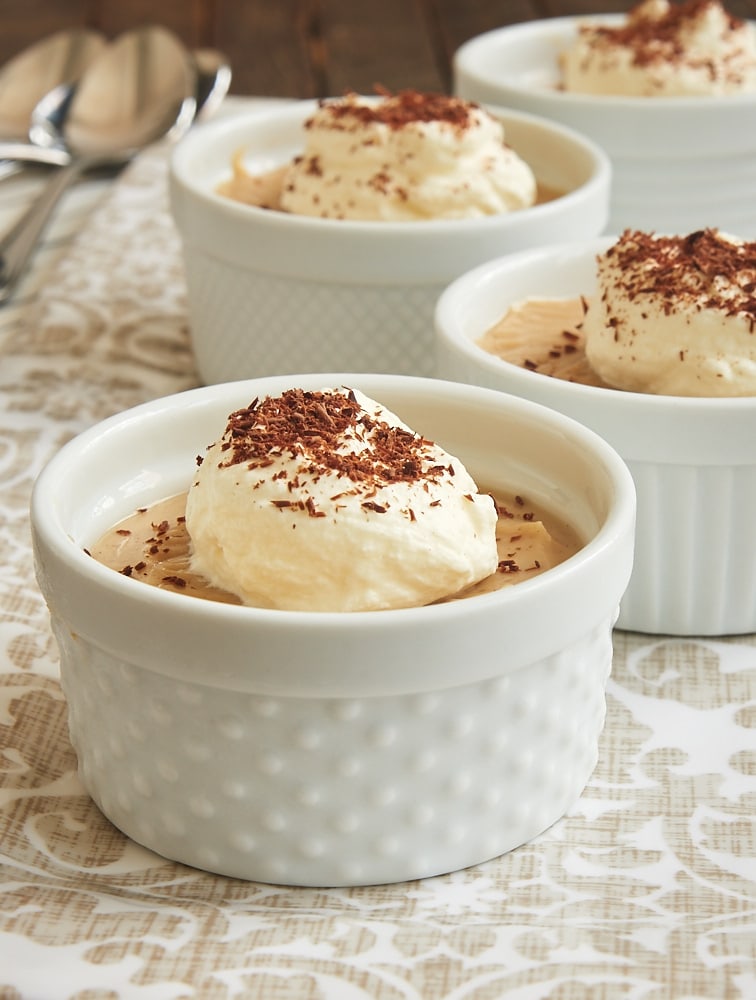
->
[477,295,610,388]
[217,89,538,221]
[89,387,580,611]
[479,228,756,397]
[561,0,756,96]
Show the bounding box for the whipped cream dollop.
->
[583,228,756,396]
[277,90,536,220]
[561,0,756,96]
[185,387,499,611]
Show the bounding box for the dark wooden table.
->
[4,0,756,99]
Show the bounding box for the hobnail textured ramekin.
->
[435,240,756,636]
[169,100,610,384]
[454,16,756,237]
[31,373,634,886]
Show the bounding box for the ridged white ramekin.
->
[31,374,634,885]
[454,16,756,237]
[435,240,756,636]
[169,100,610,384]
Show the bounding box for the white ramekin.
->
[454,16,756,237]
[31,373,634,886]
[435,240,756,636]
[169,99,610,385]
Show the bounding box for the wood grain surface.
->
[3,0,756,98]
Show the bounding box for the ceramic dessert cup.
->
[169,100,610,384]
[435,240,756,636]
[31,373,634,887]
[454,16,756,236]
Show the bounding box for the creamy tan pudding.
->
[88,386,581,611]
[217,89,551,222]
[90,489,580,607]
[477,295,609,388]
[479,228,756,397]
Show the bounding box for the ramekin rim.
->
[168,99,611,236]
[454,14,756,112]
[31,374,635,628]
[435,239,756,413]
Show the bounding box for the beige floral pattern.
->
[1,104,755,999]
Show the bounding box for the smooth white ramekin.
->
[31,373,634,886]
[454,16,756,237]
[435,240,756,636]
[169,100,610,384]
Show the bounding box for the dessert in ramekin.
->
[169,94,610,384]
[31,373,634,886]
[453,1,756,235]
[435,235,756,635]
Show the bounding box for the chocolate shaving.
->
[214,388,453,514]
[362,501,388,513]
[498,559,520,573]
[604,228,756,319]
[586,0,746,70]
[310,88,477,132]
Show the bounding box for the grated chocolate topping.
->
[209,388,456,514]
[586,0,747,72]
[602,228,756,318]
[310,88,477,132]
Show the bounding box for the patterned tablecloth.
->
[1,98,755,1000]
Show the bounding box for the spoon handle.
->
[0,143,71,183]
[0,142,71,167]
[0,158,85,304]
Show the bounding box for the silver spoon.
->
[0,25,196,305]
[193,48,232,121]
[0,83,75,176]
[0,28,106,141]
[0,28,105,180]
[0,46,230,178]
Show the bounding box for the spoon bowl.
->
[61,27,196,159]
[0,46,229,176]
[0,25,196,304]
[0,28,105,140]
